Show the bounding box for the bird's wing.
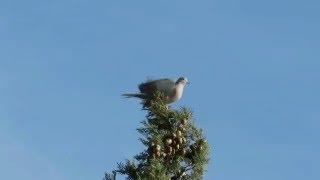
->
[138,80,157,94]
[154,79,176,94]
[139,78,175,96]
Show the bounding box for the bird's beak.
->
[187,81,190,85]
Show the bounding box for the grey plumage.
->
[123,77,188,104]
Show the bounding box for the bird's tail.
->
[122,93,147,99]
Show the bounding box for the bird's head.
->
[176,77,189,86]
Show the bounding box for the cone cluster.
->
[149,118,189,159]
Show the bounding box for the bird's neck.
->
[174,83,185,100]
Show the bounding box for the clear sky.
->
[0,0,319,179]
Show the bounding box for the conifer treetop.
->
[105,92,210,180]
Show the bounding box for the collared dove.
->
[123,77,189,104]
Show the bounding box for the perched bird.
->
[123,77,189,105]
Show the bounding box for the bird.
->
[123,77,189,105]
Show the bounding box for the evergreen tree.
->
[105,92,210,180]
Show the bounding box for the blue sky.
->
[0,0,319,179]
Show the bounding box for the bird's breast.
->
[167,84,184,103]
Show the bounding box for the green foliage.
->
[105,92,210,180]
